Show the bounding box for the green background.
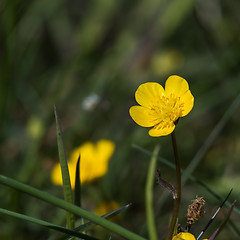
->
[1,0,240,239]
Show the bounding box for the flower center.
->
[151,94,184,127]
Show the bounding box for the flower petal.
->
[70,140,114,183]
[172,232,196,240]
[96,139,115,161]
[165,75,190,97]
[180,90,194,116]
[148,121,175,137]
[95,140,115,175]
[129,106,160,127]
[135,82,164,108]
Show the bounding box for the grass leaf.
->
[0,207,99,240]
[0,174,146,240]
[145,145,159,240]
[57,203,132,240]
[74,155,81,208]
[54,105,74,229]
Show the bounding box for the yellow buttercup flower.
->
[172,232,208,240]
[51,139,115,188]
[172,232,196,240]
[129,75,194,137]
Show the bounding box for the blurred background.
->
[1,0,240,239]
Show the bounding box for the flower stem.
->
[166,131,181,240]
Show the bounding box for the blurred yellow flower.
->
[129,75,194,137]
[51,139,115,188]
[94,201,120,216]
[172,232,207,240]
[151,49,185,76]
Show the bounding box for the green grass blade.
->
[74,155,81,208]
[58,204,132,240]
[0,207,99,240]
[133,144,240,215]
[54,105,74,229]
[74,155,85,232]
[0,175,146,240]
[145,145,159,240]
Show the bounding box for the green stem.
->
[166,131,181,240]
[0,174,146,240]
[145,145,160,240]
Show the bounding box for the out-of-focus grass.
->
[1,0,240,239]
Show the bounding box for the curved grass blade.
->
[57,204,132,240]
[133,144,240,215]
[0,175,146,240]
[0,207,99,240]
[208,200,236,240]
[54,105,74,229]
[145,145,159,240]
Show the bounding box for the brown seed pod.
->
[186,196,205,230]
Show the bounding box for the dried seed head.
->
[186,196,205,230]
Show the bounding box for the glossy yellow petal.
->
[135,82,164,108]
[172,232,196,240]
[129,75,194,137]
[165,75,190,97]
[180,90,194,116]
[148,121,175,137]
[129,106,160,127]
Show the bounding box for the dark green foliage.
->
[0,0,240,239]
